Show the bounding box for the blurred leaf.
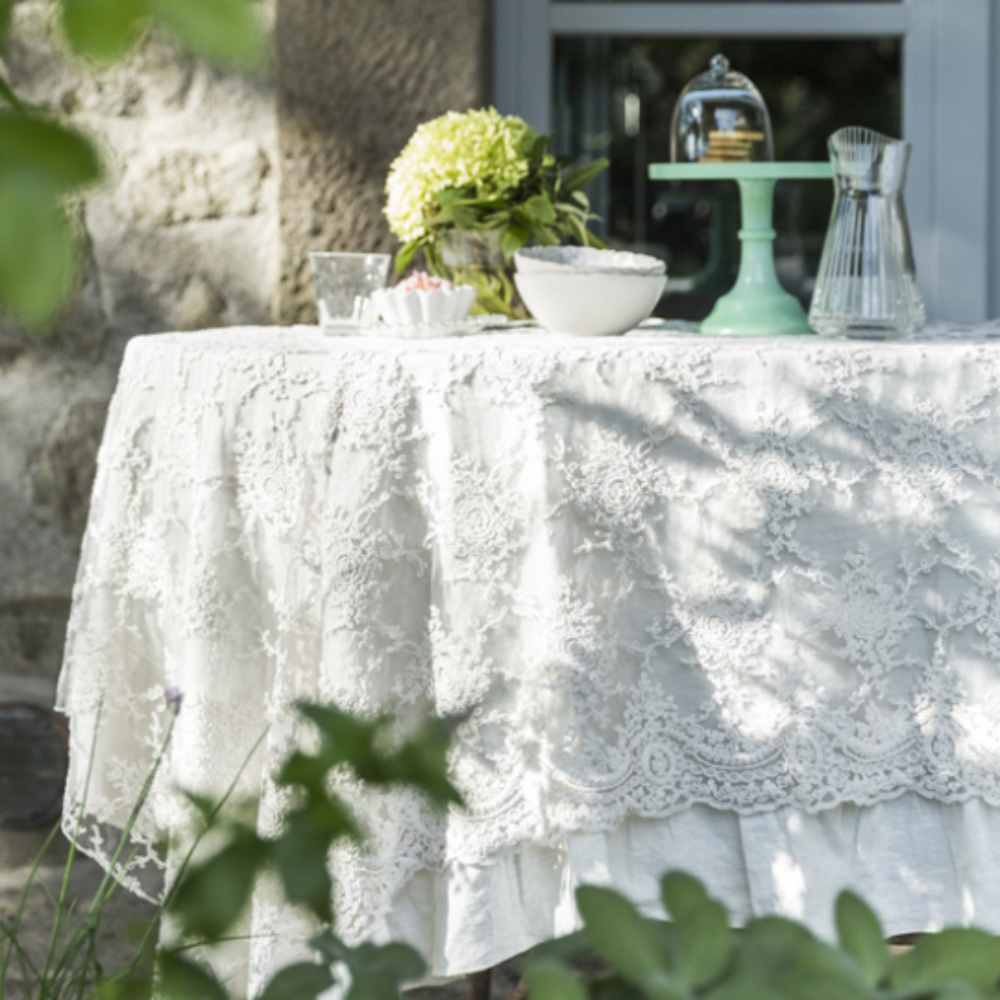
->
[311,933,426,1000]
[179,789,225,826]
[437,188,471,210]
[385,716,464,809]
[525,193,556,225]
[777,940,873,1000]
[740,916,815,952]
[524,959,589,1000]
[918,985,990,1000]
[0,114,102,190]
[576,886,678,999]
[61,0,147,64]
[719,917,817,999]
[563,158,609,193]
[294,704,389,775]
[158,951,229,1000]
[0,0,13,47]
[672,900,733,988]
[891,929,1000,994]
[169,827,266,940]
[834,891,888,987]
[394,240,419,274]
[147,0,263,67]
[531,226,560,247]
[259,962,335,1000]
[0,74,21,110]
[661,872,712,923]
[292,704,463,810]
[427,204,480,229]
[501,224,529,258]
[0,172,75,325]
[704,982,786,1000]
[524,931,594,967]
[271,795,359,924]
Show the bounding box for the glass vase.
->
[428,229,529,320]
[809,127,925,338]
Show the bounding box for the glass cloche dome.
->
[671,54,775,163]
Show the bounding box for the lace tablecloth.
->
[58,323,1000,989]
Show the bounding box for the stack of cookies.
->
[699,129,765,163]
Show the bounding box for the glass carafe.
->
[809,127,925,338]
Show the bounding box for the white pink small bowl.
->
[371,273,476,326]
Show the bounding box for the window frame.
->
[494,1,995,323]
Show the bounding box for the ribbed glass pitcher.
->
[809,127,925,338]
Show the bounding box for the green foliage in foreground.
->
[522,871,1000,1000]
[7,695,1000,1000]
[0,701,462,999]
[0,0,264,327]
[157,704,463,1000]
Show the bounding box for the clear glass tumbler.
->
[809,127,925,338]
[309,252,391,333]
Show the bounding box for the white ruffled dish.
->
[371,284,477,326]
[515,246,666,275]
[359,315,509,339]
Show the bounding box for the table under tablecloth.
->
[57,322,1000,991]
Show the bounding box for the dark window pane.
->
[552,37,901,319]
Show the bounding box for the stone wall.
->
[0,1,491,716]
[275,0,492,320]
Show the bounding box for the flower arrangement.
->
[384,108,608,315]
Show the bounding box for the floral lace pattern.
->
[57,324,1000,964]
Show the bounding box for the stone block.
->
[126,140,270,225]
[27,398,109,538]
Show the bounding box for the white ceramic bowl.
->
[514,269,666,337]
[370,284,476,326]
[515,246,665,275]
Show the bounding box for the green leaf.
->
[0,173,75,325]
[259,962,335,1000]
[523,959,588,1000]
[525,193,557,225]
[564,157,610,192]
[777,940,874,1000]
[394,241,419,274]
[501,225,530,259]
[834,891,888,987]
[0,0,15,51]
[891,929,1000,994]
[661,872,712,922]
[672,900,733,988]
[723,916,817,995]
[385,717,464,809]
[61,0,146,63]
[741,915,816,952]
[272,809,338,924]
[157,951,229,1000]
[168,828,266,940]
[522,931,593,967]
[436,188,472,210]
[311,934,426,1000]
[0,115,102,191]
[0,73,23,111]
[576,886,678,999]
[147,0,263,67]
[426,205,480,229]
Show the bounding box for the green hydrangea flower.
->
[385,108,536,243]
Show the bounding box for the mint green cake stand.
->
[648,162,832,336]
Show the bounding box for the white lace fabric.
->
[57,322,1000,984]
